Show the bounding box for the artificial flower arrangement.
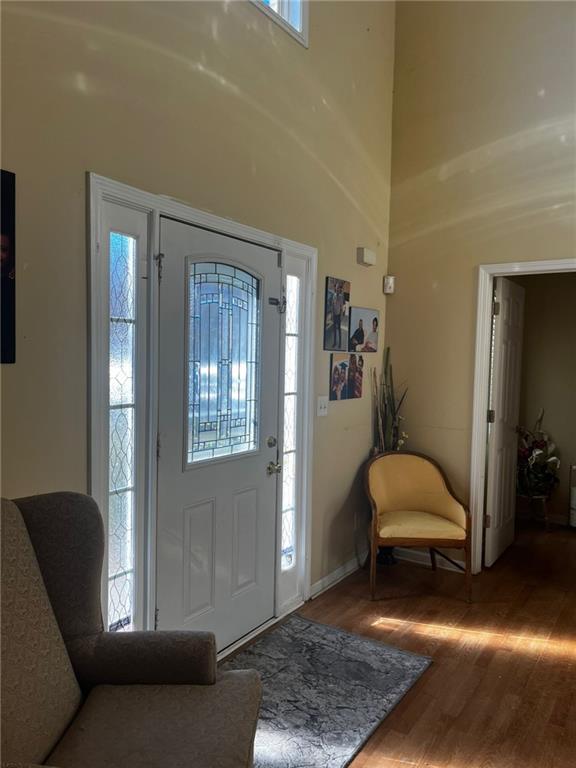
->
[517,409,560,498]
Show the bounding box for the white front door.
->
[156,217,282,650]
[485,277,525,567]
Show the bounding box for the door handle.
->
[267,462,282,476]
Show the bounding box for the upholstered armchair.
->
[1,492,261,768]
[365,452,472,602]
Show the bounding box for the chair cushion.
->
[1,499,82,765]
[378,509,466,540]
[47,671,261,768]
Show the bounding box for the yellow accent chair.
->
[365,452,472,601]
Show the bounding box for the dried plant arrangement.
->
[371,346,408,455]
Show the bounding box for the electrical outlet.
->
[317,395,329,417]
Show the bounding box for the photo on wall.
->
[348,307,379,353]
[329,353,364,401]
[1,170,16,364]
[329,353,350,401]
[348,353,364,399]
[323,276,350,351]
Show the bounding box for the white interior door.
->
[485,277,525,567]
[156,217,282,650]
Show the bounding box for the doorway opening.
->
[89,174,317,649]
[470,259,576,572]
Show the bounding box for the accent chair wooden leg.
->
[429,548,437,571]
[370,540,377,601]
[465,543,472,603]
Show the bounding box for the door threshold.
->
[217,600,304,661]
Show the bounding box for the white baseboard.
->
[394,546,463,574]
[310,551,368,599]
[308,546,463,605]
[277,594,306,617]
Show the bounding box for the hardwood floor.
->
[299,523,576,768]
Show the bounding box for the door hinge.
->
[484,514,492,529]
[154,252,165,281]
[156,434,161,460]
[487,409,496,423]
[493,300,500,316]
[154,607,159,630]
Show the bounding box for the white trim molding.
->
[89,173,318,631]
[309,552,368,600]
[89,179,156,629]
[469,258,576,573]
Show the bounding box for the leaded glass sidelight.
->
[281,274,300,571]
[108,232,136,631]
[187,262,260,464]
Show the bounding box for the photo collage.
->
[323,276,379,401]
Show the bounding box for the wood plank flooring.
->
[299,523,576,768]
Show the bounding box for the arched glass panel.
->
[186,261,260,464]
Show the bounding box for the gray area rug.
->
[221,614,431,768]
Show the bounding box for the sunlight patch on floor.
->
[371,616,575,658]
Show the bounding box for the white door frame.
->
[89,173,317,631]
[469,258,576,573]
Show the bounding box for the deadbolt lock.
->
[266,436,277,448]
[266,462,282,476]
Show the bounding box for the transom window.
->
[186,261,261,464]
[254,0,308,47]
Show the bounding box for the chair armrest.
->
[67,630,217,688]
[438,493,468,530]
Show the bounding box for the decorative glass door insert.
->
[186,261,261,464]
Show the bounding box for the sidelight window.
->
[108,232,137,631]
[281,274,300,570]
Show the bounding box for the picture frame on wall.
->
[329,352,364,401]
[1,170,16,364]
[323,276,350,351]
[348,306,379,353]
[329,353,350,400]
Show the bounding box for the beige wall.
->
[0,1,395,583]
[514,273,576,522]
[386,1,576,503]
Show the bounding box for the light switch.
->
[317,395,329,417]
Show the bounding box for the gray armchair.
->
[1,493,261,768]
